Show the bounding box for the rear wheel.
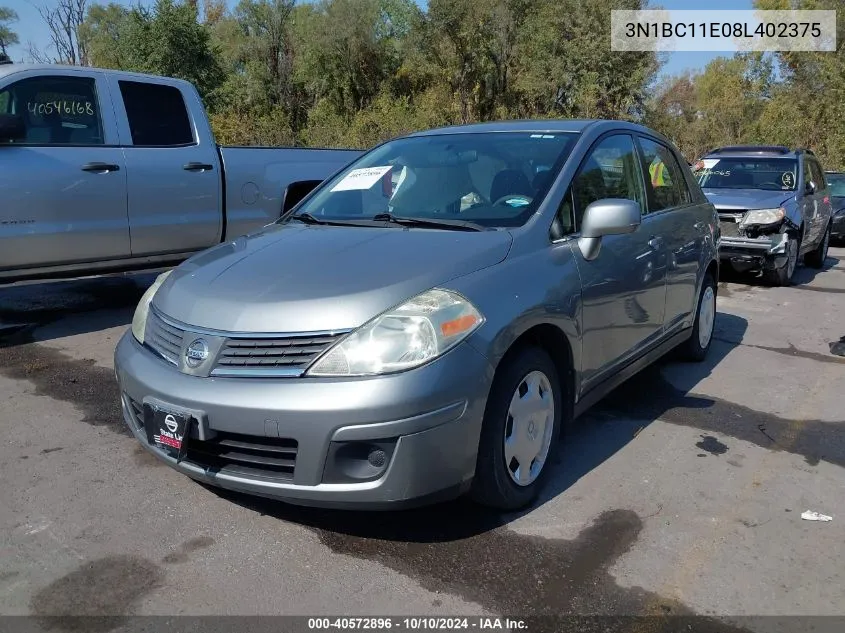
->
[678,271,716,362]
[763,235,798,286]
[805,223,830,269]
[470,346,565,511]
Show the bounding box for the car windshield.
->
[694,157,798,192]
[828,173,845,197]
[289,132,579,228]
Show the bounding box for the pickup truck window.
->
[0,76,103,145]
[118,80,194,147]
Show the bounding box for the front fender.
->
[445,242,582,382]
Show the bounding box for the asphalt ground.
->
[1,249,844,633]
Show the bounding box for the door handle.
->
[81,162,120,173]
[647,236,664,250]
[183,162,214,172]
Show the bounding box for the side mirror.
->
[805,181,816,195]
[578,198,641,261]
[0,113,25,143]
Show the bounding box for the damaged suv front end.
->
[716,204,799,274]
[694,146,832,286]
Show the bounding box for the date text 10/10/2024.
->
[307,618,528,630]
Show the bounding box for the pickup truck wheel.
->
[804,223,830,270]
[678,272,716,363]
[764,236,798,287]
[470,346,564,511]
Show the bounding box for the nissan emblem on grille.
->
[185,339,210,368]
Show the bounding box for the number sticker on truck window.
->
[331,166,393,192]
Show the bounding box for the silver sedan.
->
[114,119,720,510]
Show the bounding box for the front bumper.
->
[719,232,790,269]
[114,332,494,509]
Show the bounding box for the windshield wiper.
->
[371,213,488,232]
[288,212,328,225]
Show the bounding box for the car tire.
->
[470,345,565,511]
[763,235,798,287]
[678,271,717,363]
[805,223,830,269]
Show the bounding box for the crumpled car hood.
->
[702,188,796,211]
[152,222,513,333]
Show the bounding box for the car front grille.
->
[185,431,298,482]
[212,334,341,376]
[144,307,346,377]
[146,309,184,366]
[718,210,746,238]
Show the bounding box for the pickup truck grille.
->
[212,334,340,375]
[144,307,343,376]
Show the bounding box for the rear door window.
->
[0,75,103,145]
[809,158,826,190]
[636,137,689,212]
[118,80,194,146]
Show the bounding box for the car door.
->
[0,70,129,271]
[107,76,221,257]
[567,133,668,393]
[809,157,832,243]
[800,154,821,248]
[634,135,703,334]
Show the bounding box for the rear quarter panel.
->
[219,147,363,239]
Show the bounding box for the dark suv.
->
[694,145,833,285]
[826,171,845,243]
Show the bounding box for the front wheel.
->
[678,271,716,363]
[470,346,565,511]
[805,223,830,269]
[763,236,798,286]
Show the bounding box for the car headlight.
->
[306,288,484,377]
[131,270,173,344]
[740,208,785,227]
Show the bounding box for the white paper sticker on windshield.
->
[331,166,392,192]
[700,159,719,168]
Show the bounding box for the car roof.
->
[405,119,659,137]
[703,144,809,158]
[0,62,195,89]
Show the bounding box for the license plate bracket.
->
[143,403,193,462]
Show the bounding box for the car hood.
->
[832,195,845,212]
[702,188,795,211]
[152,223,513,333]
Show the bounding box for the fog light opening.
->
[322,439,398,484]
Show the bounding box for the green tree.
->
[0,6,18,57]
[80,0,225,103]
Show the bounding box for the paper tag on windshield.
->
[331,166,392,192]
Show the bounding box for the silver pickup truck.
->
[0,63,362,283]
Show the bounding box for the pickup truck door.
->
[0,69,130,271]
[106,76,222,257]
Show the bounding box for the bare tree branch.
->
[31,0,89,65]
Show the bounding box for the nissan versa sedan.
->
[114,120,720,511]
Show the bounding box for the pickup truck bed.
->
[0,63,362,284]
